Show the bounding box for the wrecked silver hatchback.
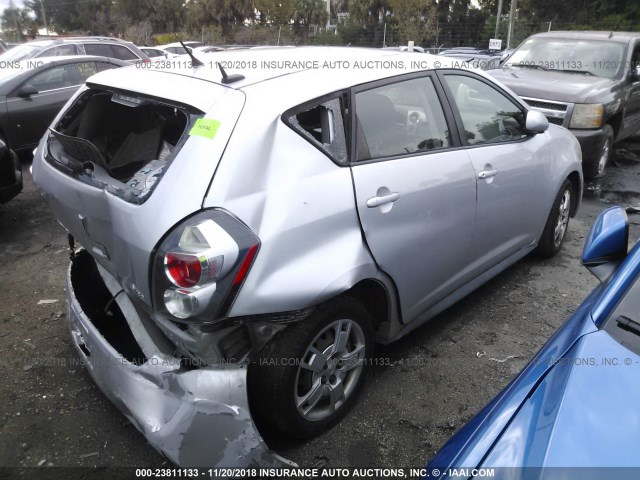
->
[33,47,583,468]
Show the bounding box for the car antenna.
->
[217,63,245,84]
[179,41,204,67]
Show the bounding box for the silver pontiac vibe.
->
[32,46,583,468]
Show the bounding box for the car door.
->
[350,73,477,322]
[439,71,552,273]
[621,39,640,139]
[5,61,98,149]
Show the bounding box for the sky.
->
[1,0,25,15]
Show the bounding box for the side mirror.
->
[632,64,640,81]
[582,206,629,282]
[17,84,38,97]
[525,110,549,133]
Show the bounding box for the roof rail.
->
[61,36,125,43]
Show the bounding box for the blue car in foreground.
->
[426,206,640,479]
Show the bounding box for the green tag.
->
[189,118,221,139]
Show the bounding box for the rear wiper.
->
[550,69,595,76]
[511,63,549,71]
[616,315,640,336]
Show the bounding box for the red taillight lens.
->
[165,252,202,288]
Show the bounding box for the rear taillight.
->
[152,210,260,322]
[165,252,202,287]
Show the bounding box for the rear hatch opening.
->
[45,88,195,203]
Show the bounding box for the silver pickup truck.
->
[489,31,640,178]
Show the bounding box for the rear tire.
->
[584,125,614,179]
[248,297,373,439]
[536,179,573,258]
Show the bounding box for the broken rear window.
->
[45,88,195,203]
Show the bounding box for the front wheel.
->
[536,179,573,258]
[584,125,614,179]
[248,297,373,438]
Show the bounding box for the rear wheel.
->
[248,297,373,438]
[536,179,573,258]
[584,125,614,179]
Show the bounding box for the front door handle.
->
[478,169,499,179]
[367,192,400,208]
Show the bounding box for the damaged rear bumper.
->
[65,253,294,469]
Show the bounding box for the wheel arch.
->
[567,170,582,217]
[607,112,623,140]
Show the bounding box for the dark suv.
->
[489,31,640,177]
[0,37,149,64]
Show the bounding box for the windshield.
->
[506,37,627,79]
[0,43,44,62]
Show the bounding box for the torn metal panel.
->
[66,259,295,469]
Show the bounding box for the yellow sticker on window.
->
[189,118,221,139]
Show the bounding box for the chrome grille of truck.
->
[522,97,571,127]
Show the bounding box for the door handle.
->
[367,192,400,208]
[478,169,499,179]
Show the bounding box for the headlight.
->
[569,103,604,129]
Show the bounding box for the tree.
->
[1,7,38,41]
[294,0,329,26]
[348,0,391,25]
[389,0,427,45]
[254,0,296,25]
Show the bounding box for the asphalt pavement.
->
[1,138,640,478]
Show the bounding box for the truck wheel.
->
[584,125,614,179]
[248,297,373,439]
[536,179,573,258]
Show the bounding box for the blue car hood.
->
[481,328,640,467]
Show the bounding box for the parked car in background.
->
[192,45,226,54]
[139,47,168,59]
[0,138,22,204]
[489,31,640,178]
[383,45,426,53]
[33,46,582,469]
[0,56,128,152]
[439,51,502,70]
[427,205,640,475]
[0,37,150,65]
[157,41,204,56]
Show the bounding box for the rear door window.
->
[84,44,113,57]
[110,45,138,61]
[37,44,78,57]
[354,76,451,161]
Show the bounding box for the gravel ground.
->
[2,139,640,478]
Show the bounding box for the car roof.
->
[125,46,462,91]
[531,31,640,42]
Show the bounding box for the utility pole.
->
[506,0,517,49]
[494,0,503,38]
[41,0,49,36]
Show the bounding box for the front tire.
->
[584,125,614,179]
[536,179,573,258]
[248,297,373,439]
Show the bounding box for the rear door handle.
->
[367,192,400,208]
[478,169,499,179]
